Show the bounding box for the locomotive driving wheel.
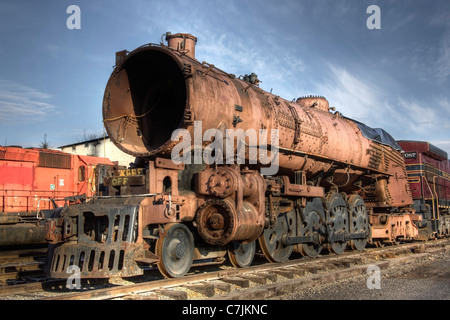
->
[326,192,349,254]
[156,223,194,278]
[298,199,324,258]
[259,211,295,263]
[348,195,369,251]
[228,241,256,268]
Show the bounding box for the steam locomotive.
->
[44,33,448,279]
[0,146,114,246]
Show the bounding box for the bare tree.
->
[77,129,104,143]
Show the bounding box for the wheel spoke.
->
[259,211,295,262]
[326,193,348,254]
[348,195,369,251]
[298,198,324,258]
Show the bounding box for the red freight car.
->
[0,146,114,246]
[397,141,450,238]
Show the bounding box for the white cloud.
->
[310,65,450,156]
[312,64,385,124]
[396,99,438,130]
[183,28,306,99]
[395,96,450,135]
[0,79,59,123]
[381,97,450,155]
[432,139,450,156]
[435,31,450,82]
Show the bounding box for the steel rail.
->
[38,238,450,300]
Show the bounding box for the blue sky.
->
[1,0,449,156]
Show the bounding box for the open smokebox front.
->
[103,48,188,157]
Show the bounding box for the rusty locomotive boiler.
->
[45,32,421,278]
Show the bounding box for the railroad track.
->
[1,238,448,300]
[0,247,47,285]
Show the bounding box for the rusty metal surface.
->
[195,167,265,245]
[102,36,413,210]
[166,32,197,59]
[370,213,422,242]
[0,223,46,246]
[48,199,145,278]
[49,242,143,278]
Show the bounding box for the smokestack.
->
[166,33,197,59]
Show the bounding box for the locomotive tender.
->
[45,33,424,279]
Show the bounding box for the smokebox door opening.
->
[103,49,187,156]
